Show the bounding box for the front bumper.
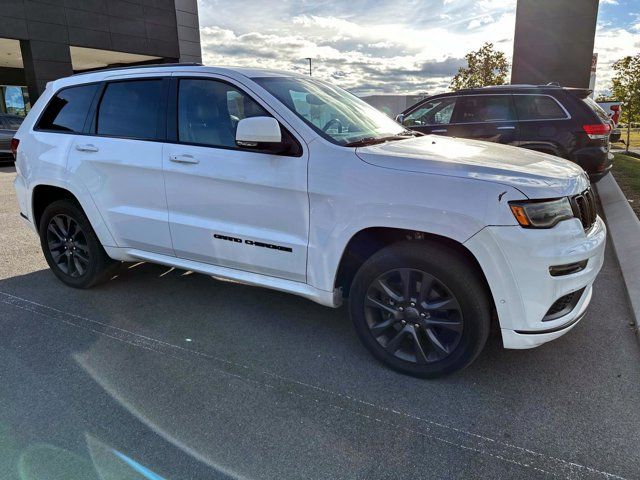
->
[465,216,606,349]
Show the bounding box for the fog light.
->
[549,260,588,277]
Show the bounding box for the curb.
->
[595,173,640,336]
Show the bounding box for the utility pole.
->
[305,58,312,76]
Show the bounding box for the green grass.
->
[612,153,640,218]
[613,129,640,148]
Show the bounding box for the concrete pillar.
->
[20,40,73,102]
[511,0,599,88]
[175,0,202,63]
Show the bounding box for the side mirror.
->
[236,116,282,149]
[395,114,405,124]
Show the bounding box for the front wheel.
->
[349,241,491,378]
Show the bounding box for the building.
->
[0,0,202,116]
[511,0,599,88]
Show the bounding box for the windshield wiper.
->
[345,132,419,147]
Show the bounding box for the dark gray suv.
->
[398,85,614,182]
[0,114,23,163]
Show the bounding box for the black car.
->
[398,85,613,181]
[0,114,23,163]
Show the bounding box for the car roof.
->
[50,63,305,91]
[428,84,590,97]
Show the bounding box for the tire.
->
[349,240,491,378]
[38,199,119,288]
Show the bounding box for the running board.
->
[125,249,341,308]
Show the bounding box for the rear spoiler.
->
[565,87,592,99]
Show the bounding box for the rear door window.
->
[36,84,99,132]
[455,95,515,123]
[514,95,568,120]
[96,80,163,140]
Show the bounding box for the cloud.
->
[196,0,633,97]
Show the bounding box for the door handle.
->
[75,144,99,152]
[497,126,516,130]
[431,129,448,133]
[170,154,199,164]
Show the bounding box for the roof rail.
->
[72,62,203,77]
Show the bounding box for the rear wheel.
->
[39,200,118,288]
[349,241,491,378]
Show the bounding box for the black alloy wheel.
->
[364,268,463,364]
[39,199,119,288]
[46,214,91,278]
[349,241,491,378]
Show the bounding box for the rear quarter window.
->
[514,95,568,121]
[582,96,610,124]
[36,84,99,133]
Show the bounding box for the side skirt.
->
[104,246,341,308]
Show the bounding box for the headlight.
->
[508,198,574,228]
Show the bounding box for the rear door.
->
[401,96,457,136]
[449,94,518,144]
[66,75,173,255]
[512,94,571,156]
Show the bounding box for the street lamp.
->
[305,58,312,76]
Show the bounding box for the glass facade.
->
[0,86,30,117]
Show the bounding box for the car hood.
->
[355,135,589,198]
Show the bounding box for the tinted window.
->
[403,97,456,126]
[456,95,515,123]
[37,84,98,132]
[514,95,568,120]
[97,80,162,139]
[582,96,610,123]
[178,79,269,147]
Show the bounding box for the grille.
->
[543,288,585,321]
[570,188,597,230]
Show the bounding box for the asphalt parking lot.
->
[1,164,639,480]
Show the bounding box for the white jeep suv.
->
[13,64,606,377]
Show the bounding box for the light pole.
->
[305,58,312,76]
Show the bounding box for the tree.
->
[450,43,509,90]
[610,54,640,152]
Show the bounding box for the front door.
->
[162,75,309,282]
[402,96,458,136]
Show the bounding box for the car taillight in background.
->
[10,138,19,159]
[609,105,620,126]
[583,123,610,140]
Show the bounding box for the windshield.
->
[253,76,406,146]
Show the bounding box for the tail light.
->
[582,123,610,140]
[610,105,620,125]
[10,138,19,159]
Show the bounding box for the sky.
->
[197,0,640,97]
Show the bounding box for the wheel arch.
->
[30,182,117,247]
[519,142,564,158]
[32,184,78,230]
[333,227,494,306]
